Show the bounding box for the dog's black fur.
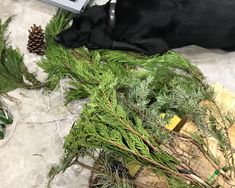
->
[55,0,235,55]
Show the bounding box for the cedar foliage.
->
[0,17,42,93]
[39,10,235,188]
[0,17,42,138]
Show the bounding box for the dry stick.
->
[163,135,220,186]
[87,129,182,180]
[109,139,210,188]
[24,83,43,90]
[77,132,193,185]
[222,178,235,187]
[161,144,197,178]
[176,131,231,181]
[107,139,191,180]
[176,132,219,168]
[1,93,19,102]
[74,159,94,171]
[75,159,157,188]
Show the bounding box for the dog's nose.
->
[54,35,62,44]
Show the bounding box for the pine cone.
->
[27,24,46,55]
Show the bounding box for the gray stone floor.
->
[0,1,234,188]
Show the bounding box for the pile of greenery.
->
[0,17,42,139]
[38,11,235,188]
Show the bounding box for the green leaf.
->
[0,108,13,125]
[0,124,4,139]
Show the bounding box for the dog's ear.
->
[72,15,92,33]
[83,5,107,25]
[80,20,92,33]
[72,5,106,33]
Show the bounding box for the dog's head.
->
[55,15,92,48]
[55,6,107,48]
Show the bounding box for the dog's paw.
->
[137,38,169,55]
[86,43,99,49]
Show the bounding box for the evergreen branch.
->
[0,17,42,139]
[0,16,12,56]
[45,9,73,44]
[42,10,235,187]
[0,18,42,94]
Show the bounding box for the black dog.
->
[55,0,235,55]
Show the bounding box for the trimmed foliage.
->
[40,11,235,188]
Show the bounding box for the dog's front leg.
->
[112,38,169,55]
[86,42,99,49]
[135,38,169,55]
[111,41,145,53]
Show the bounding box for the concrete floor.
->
[0,0,234,188]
